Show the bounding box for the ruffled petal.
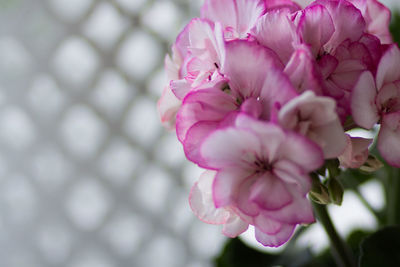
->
[318,54,338,79]
[280,131,324,171]
[284,45,323,94]
[254,214,283,235]
[170,79,192,100]
[278,92,342,158]
[313,118,347,158]
[314,0,366,52]
[351,71,379,129]
[200,127,262,169]
[273,159,311,194]
[235,115,286,161]
[329,58,367,91]
[189,170,230,224]
[376,44,400,89]
[176,87,236,142]
[222,214,249,237]
[249,173,293,211]
[157,85,181,129]
[258,68,298,120]
[378,112,400,167]
[264,183,315,224]
[183,121,220,165]
[222,40,283,99]
[165,47,182,80]
[364,0,392,44]
[237,175,261,216]
[201,0,237,32]
[201,0,266,38]
[295,4,335,57]
[235,0,267,38]
[212,167,252,208]
[254,223,296,247]
[251,8,298,63]
[348,0,392,44]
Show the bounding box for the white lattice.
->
[0,0,226,266]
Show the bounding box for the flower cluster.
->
[158,0,396,247]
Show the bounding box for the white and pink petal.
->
[294,4,335,57]
[376,44,400,89]
[254,223,296,247]
[378,112,400,167]
[251,8,299,63]
[351,71,379,129]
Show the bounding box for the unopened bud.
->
[327,177,344,206]
[359,155,384,173]
[326,159,341,177]
[310,174,331,205]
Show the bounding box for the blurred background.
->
[0,0,399,266]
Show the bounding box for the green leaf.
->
[359,226,400,267]
[346,229,373,261]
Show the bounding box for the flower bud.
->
[327,177,344,206]
[310,175,331,205]
[359,155,384,173]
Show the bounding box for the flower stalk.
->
[313,202,355,267]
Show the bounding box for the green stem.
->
[313,203,355,267]
[387,167,400,225]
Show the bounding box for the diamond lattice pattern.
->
[0,0,227,266]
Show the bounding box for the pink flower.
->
[158,19,226,128]
[158,0,395,248]
[292,0,381,120]
[196,114,323,246]
[338,135,372,168]
[277,91,347,158]
[176,40,297,164]
[351,44,400,167]
[170,19,225,100]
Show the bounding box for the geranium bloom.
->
[158,0,395,248]
[292,0,380,120]
[158,19,225,128]
[176,40,296,163]
[169,19,225,99]
[351,44,400,167]
[193,114,324,246]
[277,91,347,158]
